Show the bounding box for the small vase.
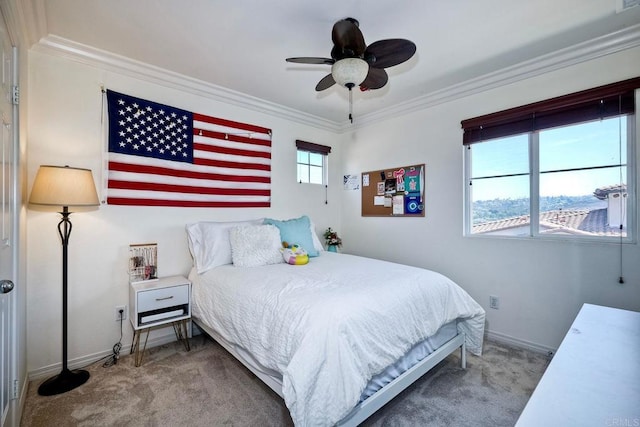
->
[328,245,337,253]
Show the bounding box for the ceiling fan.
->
[286,17,416,122]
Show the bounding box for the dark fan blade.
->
[331,18,366,59]
[286,57,335,65]
[359,68,388,91]
[364,39,416,68]
[315,74,336,91]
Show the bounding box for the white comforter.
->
[190,252,485,426]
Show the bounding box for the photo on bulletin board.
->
[361,164,425,217]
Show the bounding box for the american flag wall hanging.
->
[105,89,272,207]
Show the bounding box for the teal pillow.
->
[263,216,319,257]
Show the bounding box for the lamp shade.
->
[29,165,100,208]
[331,58,369,88]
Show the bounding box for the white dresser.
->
[516,303,640,426]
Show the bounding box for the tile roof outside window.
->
[473,185,626,237]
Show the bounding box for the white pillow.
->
[309,219,324,253]
[229,224,283,267]
[186,219,263,273]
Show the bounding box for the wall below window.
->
[26,51,342,376]
[340,46,640,352]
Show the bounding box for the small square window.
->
[297,149,326,185]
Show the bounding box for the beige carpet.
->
[21,336,549,426]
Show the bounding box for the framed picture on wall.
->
[129,243,158,283]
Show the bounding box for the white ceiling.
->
[21,0,640,125]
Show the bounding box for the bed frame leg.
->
[460,339,467,369]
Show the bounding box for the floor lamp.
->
[29,165,100,396]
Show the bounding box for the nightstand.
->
[129,275,191,366]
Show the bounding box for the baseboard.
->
[485,330,556,355]
[27,332,179,381]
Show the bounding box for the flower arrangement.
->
[323,227,342,247]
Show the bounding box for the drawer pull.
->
[155,296,174,301]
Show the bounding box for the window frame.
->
[297,149,327,185]
[295,139,331,186]
[462,79,639,242]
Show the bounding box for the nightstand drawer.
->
[138,283,189,312]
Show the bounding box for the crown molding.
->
[347,23,640,131]
[31,35,341,133]
[2,0,46,48]
[30,23,640,134]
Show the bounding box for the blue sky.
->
[470,116,628,201]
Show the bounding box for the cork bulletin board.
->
[361,164,425,217]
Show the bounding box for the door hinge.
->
[11,85,18,105]
[12,379,18,399]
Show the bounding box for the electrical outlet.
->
[115,305,127,321]
[489,295,500,310]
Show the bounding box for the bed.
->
[186,217,486,426]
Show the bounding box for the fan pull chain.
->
[348,86,354,123]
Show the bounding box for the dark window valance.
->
[461,77,640,145]
[296,140,331,155]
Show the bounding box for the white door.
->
[0,112,14,425]
[0,12,15,426]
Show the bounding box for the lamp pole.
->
[37,206,90,396]
[59,206,70,372]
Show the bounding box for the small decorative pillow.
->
[281,243,309,265]
[229,224,283,267]
[263,215,319,257]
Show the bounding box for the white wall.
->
[26,36,640,374]
[340,46,640,352]
[26,51,342,375]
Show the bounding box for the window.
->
[297,150,325,184]
[462,77,639,241]
[296,140,330,185]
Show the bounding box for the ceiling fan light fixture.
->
[331,58,369,88]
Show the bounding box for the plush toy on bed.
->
[281,242,309,265]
